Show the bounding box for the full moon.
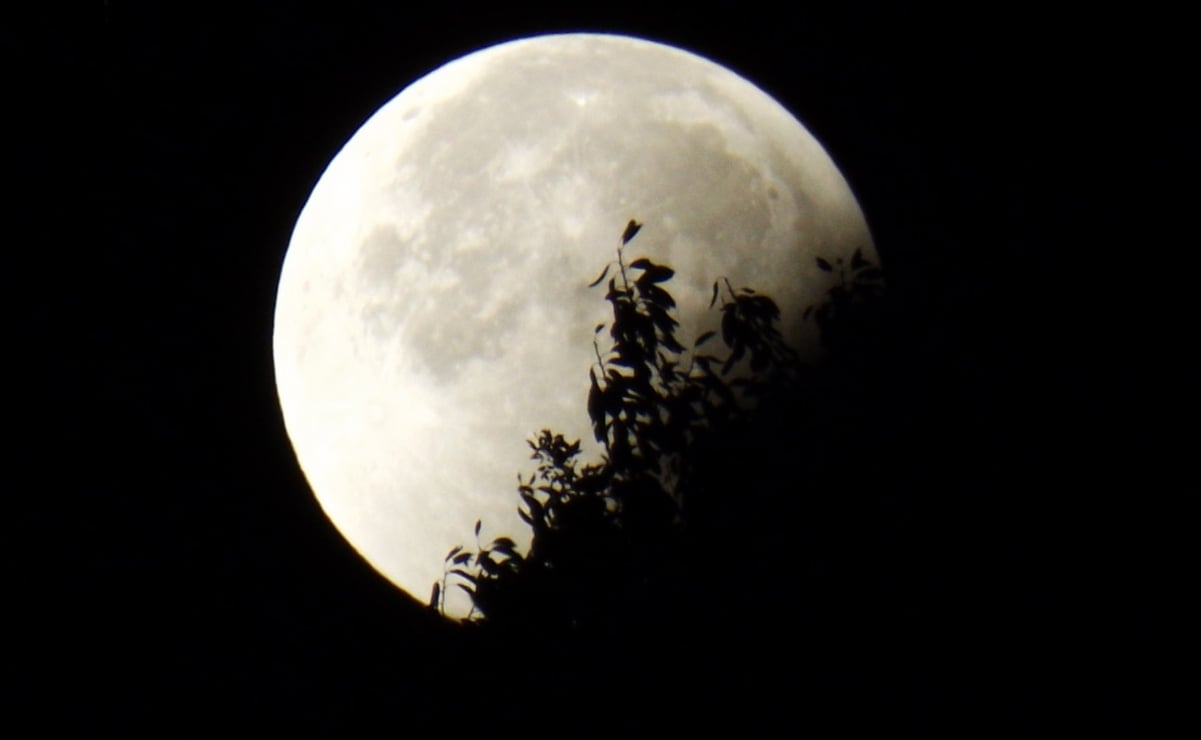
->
[274,33,875,617]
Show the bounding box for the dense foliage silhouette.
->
[431,221,882,635]
[404,221,1110,734]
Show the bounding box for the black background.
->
[12,2,1159,734]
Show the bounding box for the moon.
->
[273,33,875,617]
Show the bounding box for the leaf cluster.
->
[431,223,884,633]
[805,248,885,357]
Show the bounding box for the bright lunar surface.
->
[274,34,875,617]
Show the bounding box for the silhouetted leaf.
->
[710,281,720,308]
[816,257,833,272]
[588,368,605,438]
[694,330,716,348]
[605,277,620,302]
[635,264,675,284]
[721,308,737,346]
[621,219,642,244]
[520,491,543,517]
[492,537,517,550]
[478,555,500,575]
[594,323,605,334]
[445,545,464,562]
[642,284,675,309]
[453,552,472,565]
[455,583,475,596]
[429,582,440,608]
[474,519,482,537]
[587,263,611,288]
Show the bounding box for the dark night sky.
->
[11,3,1158,734]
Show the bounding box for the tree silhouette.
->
[409,217,1116,735]
[430,221,884,639]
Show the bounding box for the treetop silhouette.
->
[430,220,882,632]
